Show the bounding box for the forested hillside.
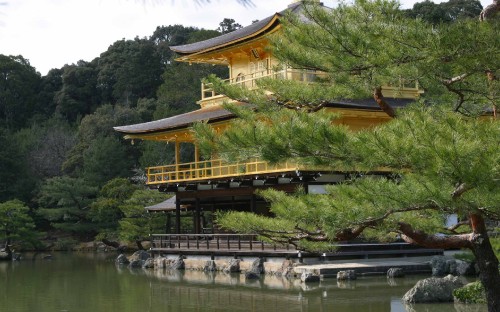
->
[0,22,231,250]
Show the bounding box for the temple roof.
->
[170,2,306,57]
[114,104,240,135]
[114,99,414,135]
[145,196,189,212]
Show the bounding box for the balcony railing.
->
[200,68,422,106]
[200,68,327,106]
[146,159,299,185]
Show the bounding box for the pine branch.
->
[373,87,396,117]
[398,221,476,249]
[451,182,472,199]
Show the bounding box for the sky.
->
[0,0,490,76]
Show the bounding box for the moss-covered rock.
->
[453,281,486,304]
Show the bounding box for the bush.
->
[453,281,486,304]
[53,237,78,251]
[453,251,475,262]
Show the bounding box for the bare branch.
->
[451,182,472,199]
[373,87,396,118]
[398,222,476,249]
[446,219,471,233]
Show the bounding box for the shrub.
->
[453,281,486,304]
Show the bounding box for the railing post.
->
[216,236,220,249]
[187,235,190,249]
[227,236,230,250]
[238,236,241,250]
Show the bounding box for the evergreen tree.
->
[0,200,39,252]
[195,1,500,309]
[118,189,169,250]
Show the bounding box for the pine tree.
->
[195,1,500,310]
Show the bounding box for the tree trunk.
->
[470,214,500,312]
[398,215,500,311]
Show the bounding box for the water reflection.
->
[0,253,487,312]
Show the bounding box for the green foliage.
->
[89,178,140,240]
[259,0,498,114]
[217,18,242,34]
[0,129,32,202]
[453,251,476,262]
[118,189,170,243]
[53,237,79,251]
[97,38,163,106]
[453,281,486,304]
[37,176,98,236]
[491,237,500,258]
[405,0,483,24]
[0,200,39,247]
[54,61,100,122]
[82,136,134,187]
[0,55,41,129]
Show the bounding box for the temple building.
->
[114,0,422,239]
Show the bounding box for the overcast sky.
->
[0,0,490,76]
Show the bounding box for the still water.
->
[0,253,486,312]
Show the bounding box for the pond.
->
[0,253,486,312]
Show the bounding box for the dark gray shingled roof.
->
[114,104,239,135]
[145,196,189,212]
[170,2,305,55]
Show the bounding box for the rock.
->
[387,268,405,278]
[169,255,185,270]
[128,250,151,262]
[337,270,356,280]
[301,272,320,283]
[245,271,260,280]
[430,256,450,276]
[402,274,464,303]
[275,259,295,278]
[250,258,264,274]
[204,260,217,272]
[223,259,240,273]
[129,259,143,268]
[142,258,155,269]
[447,259,457,275]
[455,260,476,276]
[116,254,130,265]
[154,257,166,269]
[0,249,11,261]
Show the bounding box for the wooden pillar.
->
[195,198,201,234]
[165,212,172,234]
[175,196,181,234]
[175,140,180,179]
[194,144,200,178]
[250,194,256,213]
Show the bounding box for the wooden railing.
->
[200,68,327,105]
[150,234,443,258]
[150,234,293,252]
[200,68,422,106]
[146,159,298,185]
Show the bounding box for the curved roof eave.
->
[170,14,281,57]
[113,104,240,136]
